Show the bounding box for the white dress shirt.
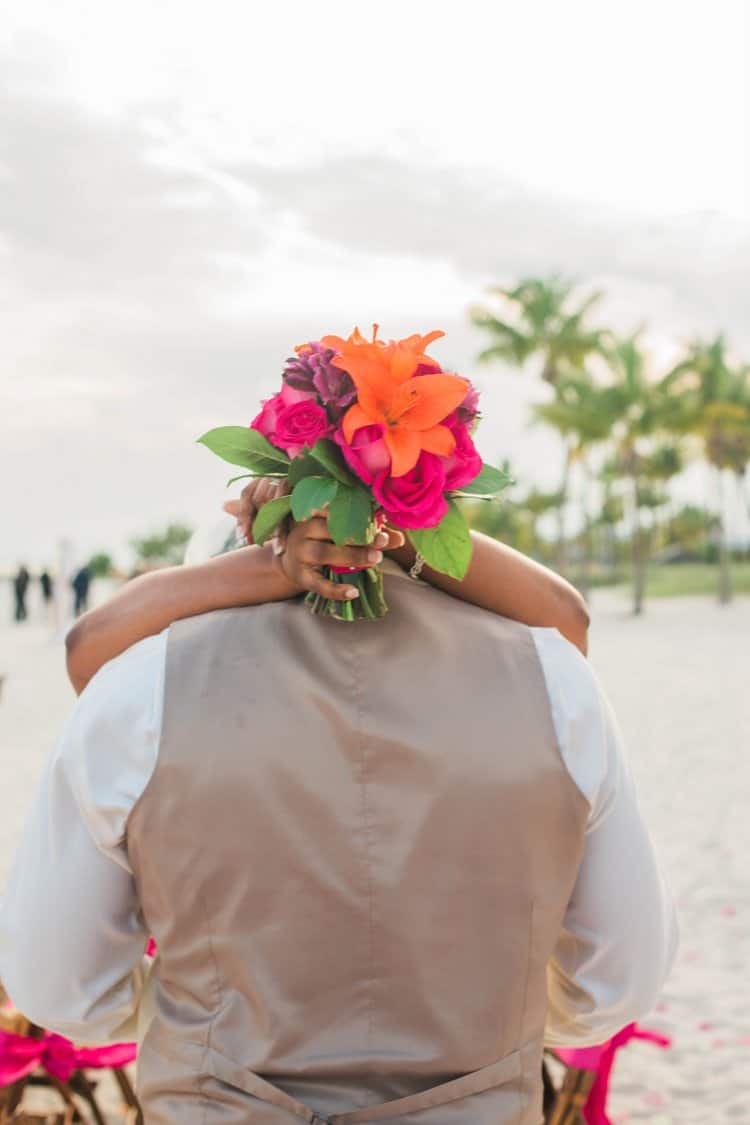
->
[0,601,678,1048]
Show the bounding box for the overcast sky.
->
[2,0,749,570]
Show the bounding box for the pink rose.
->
[250,391,285,444]
[274,400,333,457]
[279,384,317,406]
[441,415,482,490]
[335,423,391,485]
[372,452,448,529]
[251,384,324,454]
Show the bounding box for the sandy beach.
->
[1,588,748,1123]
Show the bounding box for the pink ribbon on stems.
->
[555,1023,672,1125]
[0,1028,137,1087]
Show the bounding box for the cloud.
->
[230,154,750,348]
[2,54,749,569]
[0,80,266,324]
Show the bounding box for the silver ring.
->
[409,552,426,580]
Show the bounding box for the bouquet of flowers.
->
[199,326,511,620]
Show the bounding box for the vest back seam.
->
[350,627,376,1054]
[198,885,224,1125]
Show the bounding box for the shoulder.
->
[529,627,610,812]
[71,630,168,751]
[59,631,168,853]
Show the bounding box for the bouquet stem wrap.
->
[310,509,388,620]
[308,565,387,621]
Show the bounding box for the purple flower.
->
[456,385,481,431]
[283,341,356,420]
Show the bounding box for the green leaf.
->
[327,484,373,545]
[450,462,515,499]
[291,476,339,521]
[288,450,330,487]
[309,438,358,486]
[251,494,293,547]
[198,427,290,475]
[408,500,473,580]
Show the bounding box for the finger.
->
[223,499,241,517]
[301,540,384,570]
[239,481,270,542]
[238,482,257,538]
[382,528,406,549]
[300,567,359,602]
[297,517,337,540]
[297,521,391,548]
[240,507,257,543]
[275,518,290,552]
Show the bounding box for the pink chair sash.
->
[556,1023,671,1125]
[0,1028,136,1087]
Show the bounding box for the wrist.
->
[386,539,417,573]
[202,544,300,606]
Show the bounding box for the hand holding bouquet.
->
[199,326,511,620]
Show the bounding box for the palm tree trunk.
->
[716,467,732,604]
[556,438,572,574]
[631,477,647,615]
[738,469,750,560]
[578,458,594,599]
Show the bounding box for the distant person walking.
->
[71,565,91,617]
[13,566,30,622]
[40,569,55,624]
[40,569,54,605]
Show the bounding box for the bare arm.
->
[230,482,590,656]
[66,524,398,695]
[389,533,590,656]
[68,493,588,695]
[65,547,293,694]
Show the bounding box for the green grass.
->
[617,561,750,598]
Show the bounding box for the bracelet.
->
[409,552,426,580]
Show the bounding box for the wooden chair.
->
[543,1051,595,1125]
[0,988,141,1125]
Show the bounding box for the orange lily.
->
[322,326,469,477]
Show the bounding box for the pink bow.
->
[555,1023,672,1125]
[0,1028,137,1087]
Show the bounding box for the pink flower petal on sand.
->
[738,1034,750,1045]
[721,905,737,916]
[698,1021,714,1031]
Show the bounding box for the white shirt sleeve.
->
[0,631,167,1045]
[531,627,679,1047]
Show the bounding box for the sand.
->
[1,586,748,1123]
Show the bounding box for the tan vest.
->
[127,566,588,1124]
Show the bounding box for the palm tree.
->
[665,337,750,603]
[532,375,615,592]
[604,335,685,614]
[592,477,626,575]
[471,276,610,570]
[521,488,564,559]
